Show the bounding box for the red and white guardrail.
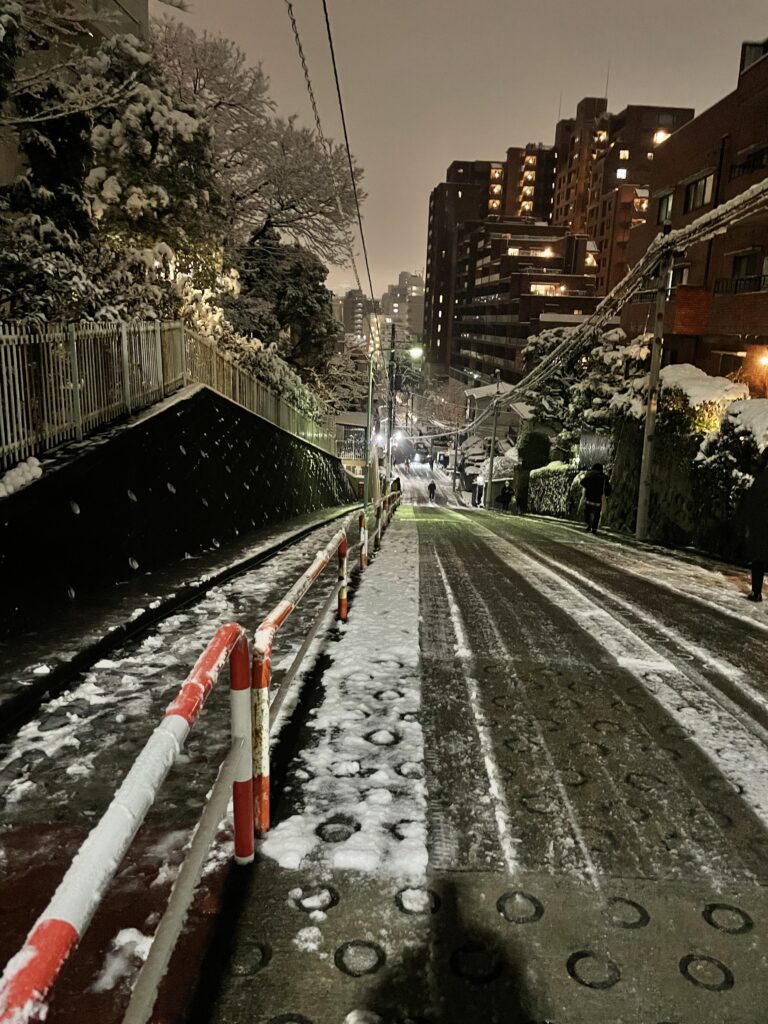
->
[0,499,401,1023]
[0,623,252,1024]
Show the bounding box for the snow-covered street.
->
[4,476,768,1023]
[206,472,768,1024]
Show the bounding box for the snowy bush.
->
[528,461,580,518]
[0,457,42,498]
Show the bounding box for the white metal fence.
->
[0,320,336,469]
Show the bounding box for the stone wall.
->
[0,387,356,629]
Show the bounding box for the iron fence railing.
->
[713,274,768,295]
[0,320,336,469]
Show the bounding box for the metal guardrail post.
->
[66,323,83,442]
[338,536,348,621]
[120,322,132,414]
[251,645,271,837]
[180,323,188,387]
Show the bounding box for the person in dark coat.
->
[427,480,437,502]
[496,482,512,512]
[743,449,768,602]
[581,463,612,534]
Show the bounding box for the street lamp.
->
[759,351,768,398]
[409,345,424,360]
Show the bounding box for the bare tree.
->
[151,19,363,264]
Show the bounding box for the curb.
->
[0,506,360,738]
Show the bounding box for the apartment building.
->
[452,219,601,382]
[621,39,768,389]
[423,160,506,371]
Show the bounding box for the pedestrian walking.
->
[429,455,435,470]
[581,463,612,534]
[427,481,437,502]
[742,449,768,602]
[498,482,512,513]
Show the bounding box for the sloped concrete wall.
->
[0,387,355,629]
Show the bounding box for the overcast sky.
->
[152,0,767,297]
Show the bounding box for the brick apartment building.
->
[452,218,602,382]
[553,98,693,294]
[423,160,506,371]
[423,151,557,374]
[621,40,768,390]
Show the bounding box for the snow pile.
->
[262,522,427,882]
[0,457,42,498]
[660,364,749,409]
[726,398,768,452]
[90,928,152,992]
[479,448,518,481]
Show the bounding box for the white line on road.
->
[434,549,519,876]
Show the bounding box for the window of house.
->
[488,199,501,210]
[732,251,760,278]
[458,190,462,198]
[657,192,674,223]
[670,265,689,287]
[616,168,628,180]
[619,149,630,160]
[684,174,714,213]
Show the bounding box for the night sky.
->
[151,0,767,296]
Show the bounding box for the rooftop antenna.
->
[557,89,562,122]
[604,59,611,103]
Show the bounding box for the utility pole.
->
[484,370,501,509]
[363,345,374,509]
[386,323,397,476]
[452,425,460,492]
[636,232,673,542]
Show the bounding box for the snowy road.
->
[5,474,768,1023]
[209,475,768,1024]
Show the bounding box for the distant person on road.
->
[427,481,437,502]
[581,463,612,534]
[403,458,410,475]
[742,448,768,602]
[497,482,512,513]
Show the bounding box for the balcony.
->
[714,274,768,295]
[730,146,768,180]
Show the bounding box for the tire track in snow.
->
[433,549,520,877]
[473,523,768,844]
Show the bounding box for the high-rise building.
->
[585,104,694,293]
[341,289,378,342]
[552,97,609,234]
[381,272,425,341]
[504,144,557,222]
[622,39,768,389]
[423,160,506,372]
[452,218,603,382]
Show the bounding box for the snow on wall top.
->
[726,398,768,451]
[659,363,749,408]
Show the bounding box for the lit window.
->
[488,199,501,210]
[438,294,443,302]
[507,247,520,256]
[490,168,502,180]
[522,186,534,197]
[458,189,462,198]
[437,324,441,332]
[619,149,630,160]
[657,192,674,223]
[438,310,442,318]
[647,152,654,161]
[490,184,502,195]
[616,168,628,180]
[595,130,608,143]
[524,171,536,182]
[653,129,670,146]
[521,201,533,211]
[684,173,714,213]
[585,253,597,267]
[541,247,554,258]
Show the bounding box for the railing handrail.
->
[0,319,337,470]
[0,623,253,1024]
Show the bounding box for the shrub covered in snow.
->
[0,457,42,499]
[528,461,581,518]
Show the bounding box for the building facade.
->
[452,218,601,382]
[423,160,506,372]
[621,40,768,389]
[381,272,425,342]
[504,144,557,222]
